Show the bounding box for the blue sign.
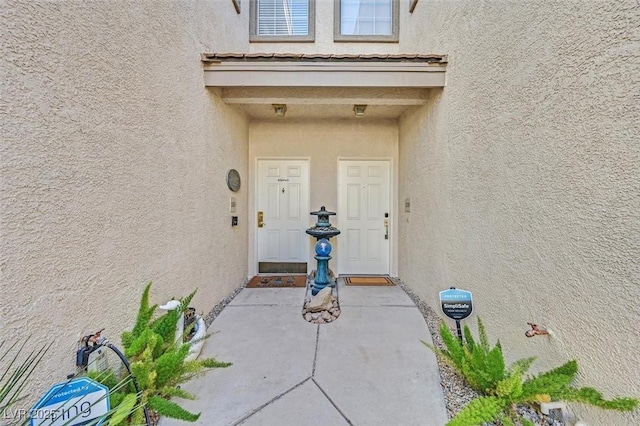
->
[30,377,110,426]
[439,288,473,320]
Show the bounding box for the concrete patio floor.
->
[161,280,448,426]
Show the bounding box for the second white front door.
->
[257,159,310,273]
[337,160,391,275]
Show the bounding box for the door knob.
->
[257,211,264,228]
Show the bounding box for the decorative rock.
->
[301,285,342,325]
[308,287,333,312]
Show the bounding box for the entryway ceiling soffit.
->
[201,53,447,119]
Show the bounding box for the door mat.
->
[246,275,308,288]
[343,276,395,286]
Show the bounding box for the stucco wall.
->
[1,0,249,393]
[248,120,399,277]
[398,1,639,424]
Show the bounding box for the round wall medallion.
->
[226,169,241,192]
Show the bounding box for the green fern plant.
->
[423,318,638,426]
[110,282,231,424]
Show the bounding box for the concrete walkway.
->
[161,280,448,426]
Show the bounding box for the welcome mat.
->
[343,276,395,286]
[246,275,308,288]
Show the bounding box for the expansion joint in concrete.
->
[226,304,298,307]
[340,304,415,308]
[311,378,354,426]
[231,377,312,425]
[312,324,320,376]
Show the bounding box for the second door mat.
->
[343,276,395,286]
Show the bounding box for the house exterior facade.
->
[2,1,638,424]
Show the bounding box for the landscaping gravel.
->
[203,283,245,328]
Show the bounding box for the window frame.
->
[333,0,399,43]
[250,0,316,43]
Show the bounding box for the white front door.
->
[257,159,310,272]
[338,160,391,275]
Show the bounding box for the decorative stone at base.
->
[307,287,333,312]
[301,275,340,324]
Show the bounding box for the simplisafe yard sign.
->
[440,287,473,340]
[30,377,110,426]
[440,287,473,320]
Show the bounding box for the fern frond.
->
[440,321,465,367]
[521,360,577,400]
[477,318,490,352]
[563,387,638,411]
[159,386,196,400]
[179,289,198,314]
[148,395,200,421]
[128,282,157,342]
[510,356,536,375]
[150,309,180,345]
[498,413,516,426]
[124,328,158,358]
[447,396,504,426]
[197,358,233,369]
[495,368,523,399]
[463,324,476,352]
[485,343,506,384]
[154,345,190,388]
[108,392,138,425]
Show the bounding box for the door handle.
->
[257,211,264,228]
[384,213,389,240]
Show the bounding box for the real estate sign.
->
[30,377,110,426]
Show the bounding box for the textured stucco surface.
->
[1,0,249,394]
[2,0,639,423]
[398,1,640,424]
[248,120,399,276]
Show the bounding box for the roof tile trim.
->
[201,53,447,63]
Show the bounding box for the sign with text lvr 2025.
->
[439,288,473,320]
[30,377,110,426]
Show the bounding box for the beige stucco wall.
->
[398,1,640,424]
[248,120,399,277]
[3,0,638,422]
[1,1,250,394]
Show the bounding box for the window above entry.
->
[334,0,399,42]
[250,0,316,42]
